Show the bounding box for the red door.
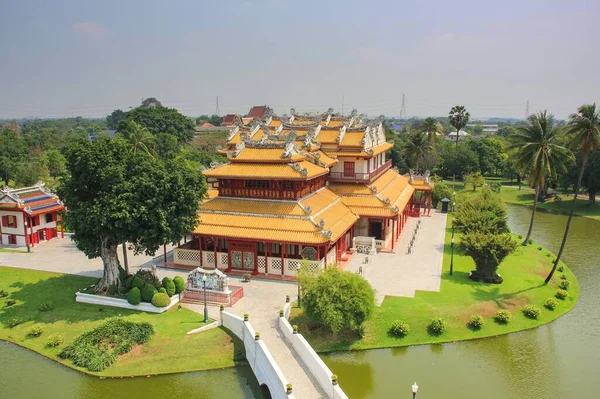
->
[343,162,355,177]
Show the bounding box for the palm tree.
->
[402,131,432,173]
[119,121,155,155]
[421,117,440,145]
[508,111,573,246]
[545,104,600,283]
[449,106,470,147]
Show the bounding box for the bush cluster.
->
[174,276,186,293]
[559,280,571,290]
[557,265,564,272]
[555,289,568,300]
[134,269,159,288]
[27,325,44,338]
[8,318,23,328]
[0,290,8,297]
[559,274,567,280]
[159,287,167,294]
[494,309,511,324]
[522,305,541,319]
[38,301,54,312]
[151,292,170,308]
[126,287,141,305]
[5,299,16,307]
[162,277,176,297]
[131,276,144,290]
[59,318,154,372]
[389,320,410,337]
[544,298,559,310]
[124,275,134,289]
[427,317,447,336]
[468,314,484,330]
[141,284,158,302]
[47,333,65,347]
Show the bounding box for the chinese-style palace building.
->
[0,184,65,247]
[174,111,433,278]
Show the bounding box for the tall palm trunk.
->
[545,152,588,283]
[522,181,540,245]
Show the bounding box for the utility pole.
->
[215,96,220,116]
[341,95,345,116]
[400,93,407,120]
[525,100,530,119]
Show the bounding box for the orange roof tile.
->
[327,120,344,127]
[340,132,365,147]
[316,129,340,144]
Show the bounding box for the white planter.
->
[75,292,179,313]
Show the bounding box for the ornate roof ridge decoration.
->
[226,126,240,141]
[209,160,224,169]
[335,125,347,144]
[288,162,308,177]
[320,230,332,240]
[227,142,245,158]
[368,185,377,193]
[409,170,431,184]
[282,141,303,159]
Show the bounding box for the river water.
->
[2,204,598,398]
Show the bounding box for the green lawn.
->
[290,215,580,352]
[0,266,245,377]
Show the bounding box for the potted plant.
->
[332,374,338,385]
[279,309,284,317]
[293,325,298,334]
[286,295,290,303]
[219,304,224,311]
[286,384,293,395]
[255,331,260,340]
[242,273,251,282]
[244,313,249,322]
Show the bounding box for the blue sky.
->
[1,0,598,119]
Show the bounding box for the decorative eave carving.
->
[320,230,332,240]
[289,162,308,177]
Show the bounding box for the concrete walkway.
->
[345,211,447,304]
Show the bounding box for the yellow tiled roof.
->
[317,129,340,144]
[328,120,344,127]
[202,161,328,180]
[230,148,306,163]
[328,182,373,195]
[340,132,365,147]
[269,119,281,127]
[324,142,393,158]
[371,169,398,192]
[194,190,357,244]
[410,180,434,191]
[307,151,337,167]
[205,189,219,201]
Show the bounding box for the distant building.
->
[246,105,271,121]
[200,122,215,128]
[0,184,65,247]
[446,130,469,141]
[466,123,499,135]
[221,114,240,126]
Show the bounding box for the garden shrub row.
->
[58,318,154,372]
[117,270,185,308]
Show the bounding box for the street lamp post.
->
[24,220,30,253]
[412,382,419,399]
[202,274,208,323]
[297,283,302,307]
[450,202,456,275]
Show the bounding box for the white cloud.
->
[71,22,109,40]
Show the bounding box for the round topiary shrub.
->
[27,325,44,338]
[559,274,567,280]
[141,284,158,302]
[173,276,186,293]
[151,292,170,308]
[494,309,511,324]
[389,320,410,337]
[559,280,570,290]
[162,277,176,297]
[537,246,543,251]
[132,276,144,289]
[555,289,568,300]
[427,317,447,336]
[528,238,533,245]
[124,274,134,288]
[159,287,167,294]
[544,298,558,310]
[522,305,541,319]
[38,301,54,312]
[118,285,129,295]
[127,287,142,305]
[468,314,484,330]
[8,318,23,328]
[557,265,564,272]
[47,333,64,347]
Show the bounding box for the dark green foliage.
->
[522,305,541,319]
[454,189,509,234]
[537,246,543,250]
[555,289,569,300]
[173,276,186,294]
[107,284,118,296]
[118,285,129,295]
[427,317,447,335]
[58,318,154,372]
[545,298,559,310]
[0,290,8,297]
[162,277,176,297]
[140,284,158,303]
[557,265,564,272]
[560,274,567,280]
[494,310,512,324]
[432,181,452,208]
[461,232,517,283]
[5,300,16,307]
[159,287,167,294]
[132,276,144,289]
[151,292,170,308]
[301,268,375,333]
[28,325,44,337]
[118,266,127,283]
[559,280,571,290]
[389,320,410,337]
[8,318,23,328]
[468,314,484,330]
[46,333,64,347]
[38,301,54,312]
[118,106,195,143]
[126,287,141,305]
[135,270,159,287]
[125,275,134,288]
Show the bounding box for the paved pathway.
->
[345,211,447,304]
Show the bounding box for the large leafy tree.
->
[454,188,509,235]
[436,141,479,179]
[119,106,195,143]
[461,232,517,284]
[59,137,206,293]
[401,131,432,173]
[508,111,572,245]
[301,268,374,333]
[546,104,600,283]
[107,109,127,130]
[0,128,29,185]
[117,121,156,155]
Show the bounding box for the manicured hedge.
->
[173,276,186,293]
[141,284,158,303]
[127,287,141,305]
[151,293,171,308]
[162,277,176,297]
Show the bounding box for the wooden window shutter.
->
[1,216,7,226]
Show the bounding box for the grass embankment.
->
[0,266,245,377]
[290,215,580,352]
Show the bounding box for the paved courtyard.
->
[344,210,447,304]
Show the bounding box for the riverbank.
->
[290,214,580,352]
[0,266,245,377]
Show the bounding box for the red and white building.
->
[0,184,65,247]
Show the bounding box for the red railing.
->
[370,159,392,179]
[229,286,243,307]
